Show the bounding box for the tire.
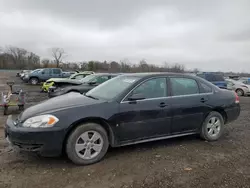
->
[18,105,24,111]
[30,78,39,85]
[200,111,224,141]
[66,123,109,165]
[236,89,244,96]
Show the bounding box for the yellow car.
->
[41,72,94,92]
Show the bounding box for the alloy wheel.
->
[75,131,104,160]
[207,117,221,137]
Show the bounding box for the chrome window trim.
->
[120,92,213,104]
[120,76,214,104]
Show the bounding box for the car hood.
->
[20,92,104,121]
[47,78,82,85]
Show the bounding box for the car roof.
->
[92,73,121,76]
[118,72,196,78]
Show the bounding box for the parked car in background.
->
[20,70,31,80]
[239,78,250,85]
[5,73,240,165]
[228,75,240,80]
[41,71,94,92]
[226,79,250,96]
[16,70,28,77]
[196,72,227,89]
[23,68,71,85]
[48,73,119,98]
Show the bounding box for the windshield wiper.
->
[84,94,99,100]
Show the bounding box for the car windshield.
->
[31,69,42,73]
[80,74,97,83]
[85,75,140,100]
[69,73,78,79]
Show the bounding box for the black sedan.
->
[5,73,240,165]
[48,73,119,98]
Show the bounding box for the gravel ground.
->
[0,72,250,188]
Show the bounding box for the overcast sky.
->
[0,0,250,72]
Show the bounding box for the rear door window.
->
[53,69,61,74]
[170,77,199,96]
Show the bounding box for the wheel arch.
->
[29,76,39,82]
[212,108,228,124]
[63,117,115,152]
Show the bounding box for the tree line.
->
[0,45,249,76]
[0,46,186,73]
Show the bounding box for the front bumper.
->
[4,115,66,157]
[22,77,29,82]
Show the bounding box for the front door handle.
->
[200,98,207,103]
[159,102,168,108]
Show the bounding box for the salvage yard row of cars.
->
[4,70,242,165]
[17,69,250,98]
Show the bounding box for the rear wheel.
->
[236,89,244,96]
[200,111,224,141]
[66,123,109,165]
[30,78,39,85]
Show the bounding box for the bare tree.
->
[41,58,50,68]
[51,48,66,68]
[6,46,27,65]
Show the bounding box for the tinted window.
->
[170,78,199,96]
[200,82,212,93]
[43,69,52,74]
[74,74,85,79]
[53,69,61,74]
[205,74,224,82]
[91,76,109,84]
[131,78,167,99]
[86,76,140,100]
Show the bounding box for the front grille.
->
[12,142,42,151]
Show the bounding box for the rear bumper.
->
[4,115,65,157]
[225,105,240,124]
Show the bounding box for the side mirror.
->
[41,71,45,74]
[128,93,145,101]
[71,77,76,79]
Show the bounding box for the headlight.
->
[23,115,59,128]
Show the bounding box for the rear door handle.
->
[200,98,207,103]
[159,102,168,108]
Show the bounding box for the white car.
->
[226,79,250,96]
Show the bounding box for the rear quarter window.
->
[199,82,212,93]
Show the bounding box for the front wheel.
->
[200,112,224,141]
[66,123,109,165]
[30,78,39,85]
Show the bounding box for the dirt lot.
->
[0,72,250,188]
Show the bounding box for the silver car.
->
[226,79,250,96]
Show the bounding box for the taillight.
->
[235,92,240,103]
